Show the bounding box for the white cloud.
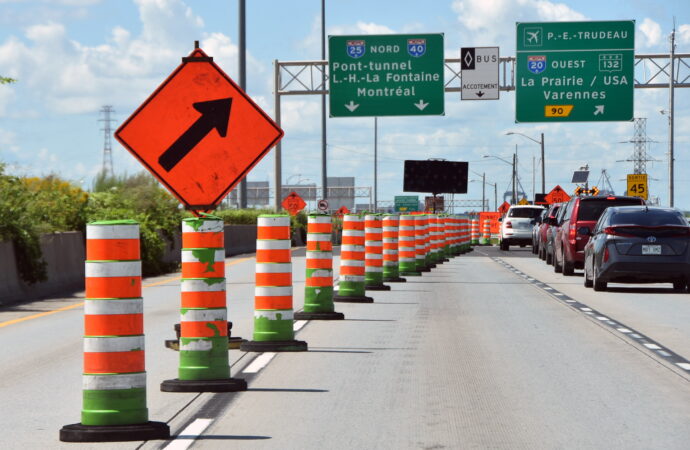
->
[451,0,586,49]
[678,24,690,45]
[639,18,662,48]
[0,0,265,115]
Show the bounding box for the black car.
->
[582,206,690,291]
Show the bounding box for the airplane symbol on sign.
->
[526,31,540,43]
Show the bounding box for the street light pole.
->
[482,172,486,211]
[506,131,545,195]
[510,151,517,205]
[540,132,545,193]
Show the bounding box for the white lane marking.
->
[596,316,609,321]
[617,328,632,333]
[584,312,594,315]
[565,300,576,303]
[657,350,672,357]
[676,363,690,371]
[543,287,554,291]
[164,418,214,450]
[242,352,276,374]
[631,334,643,339]
[293,320,307,331]
[554,293,565,296]
[580,307,592,312]
[644,343,662,350]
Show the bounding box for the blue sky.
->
[0,0,689,210]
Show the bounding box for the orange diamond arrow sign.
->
[282,192,307,216]
[115,46,283,212]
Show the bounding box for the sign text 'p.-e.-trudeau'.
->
[328,34,445,117]
[516,20,634,122]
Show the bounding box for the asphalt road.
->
[2,245,690,449]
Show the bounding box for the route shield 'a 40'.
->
[516,21,634,123]
[328,34,445,117]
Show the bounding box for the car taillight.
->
[505,221,513,229]
[603,226,633,237]
[603,247,610,263]
[568,224,577,244]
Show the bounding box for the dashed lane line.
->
[493,257,690,378]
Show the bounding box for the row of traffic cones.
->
[61,212,472,442]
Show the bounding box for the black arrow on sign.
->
[158,97,232,172]
[476,91,485,97]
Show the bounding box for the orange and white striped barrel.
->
[382,214,404,281]
[471,218,480,245]
[364,214,388,290]
[398,214,419,276]
[82,220,147,426]
[295,214,343,320]
[413,214,429,272]
[334,214,372,302]
[480,218,491,245]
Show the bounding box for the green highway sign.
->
[328,34,444,117]
[394,195,420,212]
[516,21,634,122]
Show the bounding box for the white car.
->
[499,205,546,251]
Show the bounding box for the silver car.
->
[499,205,546,251]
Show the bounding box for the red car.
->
[553,195,645,275]
[537,203,561,261]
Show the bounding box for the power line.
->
[98,105,116,177]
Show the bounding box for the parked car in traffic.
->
[553,195,645,275]
[545,202,568,265]
[531,209,548,254]
[499,205,545,251]
[537,203,562,261]
[582,206,690,291]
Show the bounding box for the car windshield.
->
[609,209,687,226]
[508,208,543,218]
[578,198,643,221]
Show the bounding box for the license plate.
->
[642,245,661,255]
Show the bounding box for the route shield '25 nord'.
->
[328,34,445,117]
[516,20,634,122]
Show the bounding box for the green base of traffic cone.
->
[240,339,308,352]
[294,311,345,320]
[160,377,247,393]
[333,294,374,303]
[365,284,391,291]
[384,276,407,282]
[400,271,421,277]
[60,421,169,443]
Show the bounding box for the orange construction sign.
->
[282,192,307,216]
[335,206,350,218]
[544,185,571,204]
[497,201,510,215]
[115,46,284,212]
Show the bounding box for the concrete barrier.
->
[0,224,272,306]
[0,232,85,306]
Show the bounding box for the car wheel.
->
[583,259,593,287]
[673,279,686,292]
[539,246,546,260]
[593,268,607,291]
[546,250,553,265]
[500,241,509,251]
[553,252,563,273]
[563,259,575,276]
[532,243,538,254]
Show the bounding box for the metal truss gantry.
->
[271,53,690,210]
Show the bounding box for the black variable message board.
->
[403,160,468,194]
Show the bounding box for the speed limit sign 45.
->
[627,174,648,200]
